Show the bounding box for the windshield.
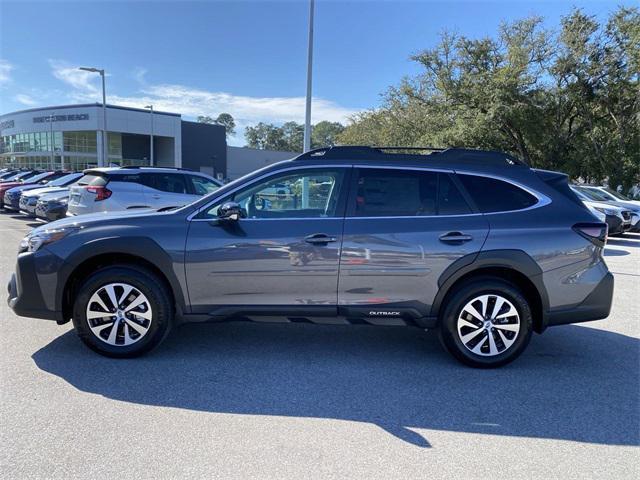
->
[575,186,611,202]
[3,171,32,182]
[28,172,54,184]
[47,173,82,187]
[602,187,630,201]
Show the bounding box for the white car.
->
[19,172,83,216]
[67,167,222,216]
[581,185,640,208]
[573,185,640,232]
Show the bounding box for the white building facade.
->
[0,104,182,171]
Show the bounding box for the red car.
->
[0,171,59,210]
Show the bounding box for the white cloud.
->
[49,59,100,97]
[132,67,147,84]
[111,84,357,125]
[50,61,360,145]
[15,94,37,106]
[0,59,13,86]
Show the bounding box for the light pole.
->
[48,113,55,170]
[303,0,315,153]
[145,105,154,166]
[79,67,107,166]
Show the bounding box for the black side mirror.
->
[218,201,246,222]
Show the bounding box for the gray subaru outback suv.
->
[8,146,613,367]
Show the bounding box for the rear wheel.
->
[72,265,173,358]
[438,278,533,368]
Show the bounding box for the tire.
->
[438,277,533,368]
[72,265,173,358]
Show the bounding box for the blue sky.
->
[0,0,632,145]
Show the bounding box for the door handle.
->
[152,194,161,199]
[305,233,337,245]
[439,231,473,243]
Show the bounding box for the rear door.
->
[338,166,489,323]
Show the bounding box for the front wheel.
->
[438,278,533,368]
[72,265,173,358]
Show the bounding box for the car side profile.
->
[8,146,614,367]
[66,166,222,216]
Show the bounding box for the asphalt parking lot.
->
[0,212,638,479]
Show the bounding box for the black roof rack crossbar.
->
[294,145,528,167]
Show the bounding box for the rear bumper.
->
[545,272,614,327]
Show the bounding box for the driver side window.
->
[202,168,346,219]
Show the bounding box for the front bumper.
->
[7,250,64,322]
[20,199,37,216]
[3,196,21,211]
[545,272,614,327]
[36,203,68,222]
[605,214,625,235]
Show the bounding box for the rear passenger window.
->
[439,174,472,215]
[458,174,538,213]
[188,175,220,195]
[354,169,437,216]
[142,173,188,194]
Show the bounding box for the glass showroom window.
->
[63,131,97,153]
[108,133,122,156]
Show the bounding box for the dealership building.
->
[0,104,295,180]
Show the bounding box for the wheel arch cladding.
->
[431,249,549,333]
[58,237,184,324]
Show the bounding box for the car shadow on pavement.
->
[32,322,639,448]
[604,248,629,256]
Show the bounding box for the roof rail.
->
[118,165,194,172]
[375,146,446,153]
[294,145,528,167]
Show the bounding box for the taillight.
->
[573,222,608,246]
[85,185,112,201]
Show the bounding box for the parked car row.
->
[571,184,640,235]
[0,167,222,221]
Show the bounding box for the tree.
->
[245,120,346,152]
[215,113,236,137]
[338,7,640,189]
[197,113,236,138]
[311,121,345,148]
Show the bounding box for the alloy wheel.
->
[85,283,153,346]
[456,294,520,356]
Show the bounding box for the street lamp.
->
[303,0,315,153]
[79,67,107,166]
[144,105,154,166]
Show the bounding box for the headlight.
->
[594,207,618,216]
[20,226,79,253]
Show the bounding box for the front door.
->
[338,167,489,322]
[185,166,351,316]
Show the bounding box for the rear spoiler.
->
[533,169,584,207]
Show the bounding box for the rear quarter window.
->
[458,174,538,213]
